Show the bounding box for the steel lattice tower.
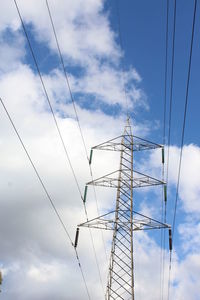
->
[76,118,171,300]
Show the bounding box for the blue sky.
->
[0,1,200,300]
[107,0,200,144]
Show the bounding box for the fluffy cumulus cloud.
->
[149,144,200,214]
[0,1,199,300]
[144,144,200,299]
[0,0,146,112]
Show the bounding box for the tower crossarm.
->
[87,169,165,189]
[78,210,170,231]
[92,135,163,152]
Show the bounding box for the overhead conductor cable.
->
[13,0,83,200]
[45,0,108,292]
[0,97,91,300]
[167,0,197,299]
[161,0,174,299]
[45,0,89,162]
[13,0,94,298]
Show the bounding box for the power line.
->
[160,1,169,298]
[45,0,108,242]
[14,0,105,295]
[172,0,197,242]
[13,0,83,200]
[162,0,169,148]
[45,0,108,291]
[166,0,177,185]
[83,204,105,292]
[13,0,104,296]
[161,0,177,298]
[89,167,108,260]
[167,0,197,298]
[45,0,89,162]
[0,97,73,244]
[74,248,91,300]
[0,97,91,300]
[115,0,129,117]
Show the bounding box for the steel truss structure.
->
[77,118,171,300]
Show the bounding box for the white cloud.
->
[0,60,135,298]
[172,253,200,300]
[0,32,25,73]
[22,0,119,65]
[0,1,20,32]
[0,0,146,111]
[27,263,59,282]
[179,221,200,253]
[149,144,200,214]
[69,62,146,109]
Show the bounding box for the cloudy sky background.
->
[0,0,200,299]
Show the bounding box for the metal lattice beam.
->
[78,209,170,232]
[87,169,165,189]
[92,135,162,152]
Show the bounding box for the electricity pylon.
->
[75,118,171,300]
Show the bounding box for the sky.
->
[0,0,200,299]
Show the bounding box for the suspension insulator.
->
[83,185,88,203]
[169,228,172,251]
[89,149,93,165]
[74,228,80,248]
[162,147,165,164]
[164,185,167,202]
